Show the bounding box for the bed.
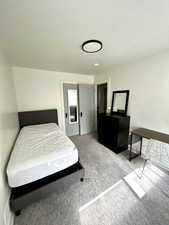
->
[7,109,84,215]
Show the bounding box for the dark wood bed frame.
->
[10,109,84,216]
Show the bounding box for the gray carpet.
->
[15,134,169,225]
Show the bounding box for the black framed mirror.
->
[111,90,129,116]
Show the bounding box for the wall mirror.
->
[111,90,129,115]
[68,89,78,123]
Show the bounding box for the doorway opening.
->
[97,83,107,131]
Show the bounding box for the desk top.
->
[132,128,169,144]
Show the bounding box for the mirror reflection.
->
[113,93,127,113]
[68,89,78,123]
[111,90,129,115]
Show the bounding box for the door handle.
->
[80,112,83,117]
[65,113,68,118]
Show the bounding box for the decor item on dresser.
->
[98,90,130,153]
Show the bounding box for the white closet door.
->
[79,84,95,135]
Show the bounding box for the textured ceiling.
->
[1,0,169,74]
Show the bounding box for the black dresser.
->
[98,113,130,153]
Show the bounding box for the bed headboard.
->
[18,109,58,129]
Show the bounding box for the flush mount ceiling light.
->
[94,63,99,66]
[82,40,103,53]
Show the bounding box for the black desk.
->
[129,128,169,161]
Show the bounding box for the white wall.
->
[95,51,169,134]
[13,67,94,131]
[0,48,19,225]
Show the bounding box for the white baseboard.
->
[3,194,14,225]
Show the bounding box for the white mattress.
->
[7,123,78,188]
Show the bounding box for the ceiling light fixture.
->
[82,40,103,53]
[94,63,99,66]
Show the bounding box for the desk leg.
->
[140,136,143,156]
[129,134,141,161]
[129,133,133,161]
